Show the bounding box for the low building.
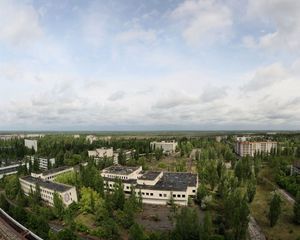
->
[150,140,178,154]
[19,175,77,206]
[31,166,74,181]
[24,139,38,152]
[101,165,198,206]
[0,162,28,179]
[235,141,277,157]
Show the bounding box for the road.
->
[248,216,266,240]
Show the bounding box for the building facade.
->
[150,140,178,154]
[19,175,77,206]
[24,139,38,152]
[101,165,198,206]
[31,166,74,181]
[0,162,28,179]
[235,141,277,157]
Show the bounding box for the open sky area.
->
[0,0,300,131]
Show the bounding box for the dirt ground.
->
[136,204,174,232]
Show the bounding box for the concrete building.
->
[113,149,135,164]
[27,156,56,170]
[101,165,198,206]
[19,175,77,206]
[150,140,178,154]
[0,162,28,179]
[31,166,74,181]
[235,141,277,157]
[88,147,114,159]
[24,139,38,152]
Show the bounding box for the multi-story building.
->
[27,156,56,170]
[31,166,74,181]
[0,162,28,179]
[235,141,277,157]
[88,147,114,159]
[24,139,38,152]
[150,140,178,154]
[101,165,198,206]
[113,149,135,164]
[19,175,77,206]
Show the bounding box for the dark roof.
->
[42,166,73,176]
[137,172,197,192]
[138,171,161,181]
[103,165,140,175]
[103,177,137,184]
[20,176,73,192]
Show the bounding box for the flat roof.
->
[20,176,73,192]
[137,172,197,192]
[138,171,161,181]
[102,165,140,175]
[41,166,73,176]
[103,177,137,184]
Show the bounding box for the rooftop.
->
[20,175,73,192]
[138,171,161,181]
[102,165,140,175]
[41,166,73,176]
[137,172,197,191]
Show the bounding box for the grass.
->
[75,213,96,229]
[251,178,300,240]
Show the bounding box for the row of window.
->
[106,174,129,180]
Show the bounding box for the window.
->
[142,192,145,195]
[159,194,162,197]
[173,194,176,198]
[146,193,149,196]
[182,195,185,198]
[177,194,180,198]
[163,194,167,197]
[126,186,129,189]
[192,190,196,193]
[150,193,153,196]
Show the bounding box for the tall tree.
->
[53,192,64,220]
[293,191,300,224]
[268,193,282,227]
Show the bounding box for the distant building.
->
[150,140,178,154]
[88,147,114,158]
[101,165,198,206]
[113,149,135,164]
[24,139,38,152]
[73,134,80,138]
[31,166,74,181]
[235,141,277,157]
[19,175,77,206]
[86,135,98,143]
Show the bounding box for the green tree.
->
[293,191,300,224]
[129,223,145,240]
[246,178,256,203]
[268,193,282,227]
[53,192,64,220]
[0,193,9,212]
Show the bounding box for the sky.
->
[0,0,300,131]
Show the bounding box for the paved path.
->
[248,216,266,240]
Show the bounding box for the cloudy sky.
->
[1,0,300,131]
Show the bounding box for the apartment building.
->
[31,166,74,181]
[113,149,135,164]
[27,156,56,170]
[19,175,77,206]
[24,139,38,152]
[88,147,114,158]
[150,140,178,154]
[101,165,198,206]
[235,141,277,157]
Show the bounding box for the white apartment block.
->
[19,175,77,206]
[24,139,38,152]
[31,166,74,181]
[113,149,136,164]
[26,156,56,170]
[150,140,178,154]
[88,147,114,159]
[235,141,277,157]
[101,165,198,206]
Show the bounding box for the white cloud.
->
[170,0,232,46]
[241,63,289,92]
[107,91,126,101]
[246,0,300,51]
[0,0,42,46]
